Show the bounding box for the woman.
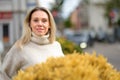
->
[0,7,64,80]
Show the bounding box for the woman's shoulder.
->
[53,41,61,46]
[9,43,21,52]
[4,42,22,58]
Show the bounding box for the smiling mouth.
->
[36,28,44,32]
[37,29,43,31]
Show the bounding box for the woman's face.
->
[30,10,50,36]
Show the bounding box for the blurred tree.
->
[50,0,65,35]
[104,0,120,26]
[51,0,65,18]
[64,17,73,28]
[117,18,120,26]
[84,0,89,4]
[52,0,64,11]
[105,0,120,16]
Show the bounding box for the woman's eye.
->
[42,19,47,22]
[34,19,39,22]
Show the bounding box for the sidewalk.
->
[84,42,120,71]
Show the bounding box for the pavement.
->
[84,42,120,71]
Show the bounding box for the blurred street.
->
[84,42,120,71]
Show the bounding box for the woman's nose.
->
[38,21,42,25]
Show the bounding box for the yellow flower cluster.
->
[13,52,120,80]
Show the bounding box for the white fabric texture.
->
[31,32,50,45]
[0,34,64,80]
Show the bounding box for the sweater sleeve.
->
[0,45,25,80]
[55,41,64,56]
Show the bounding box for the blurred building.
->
[88,0,108,32]
[70,7,81,31]
[70,0,109,32]
[0,0,38,47]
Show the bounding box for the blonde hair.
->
[16,7,56,49]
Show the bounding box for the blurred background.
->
[0,0,120,70]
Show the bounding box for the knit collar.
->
[30,32,50,45]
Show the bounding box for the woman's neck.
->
[30,32,50,45]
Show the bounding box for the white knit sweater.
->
[0,35,64,80]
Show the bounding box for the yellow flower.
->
[13,52,120,80]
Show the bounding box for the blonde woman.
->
[0,7,64,80]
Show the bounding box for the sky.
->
[61,0,81,19]
[39,0,81,19]
[39,0,55,9]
